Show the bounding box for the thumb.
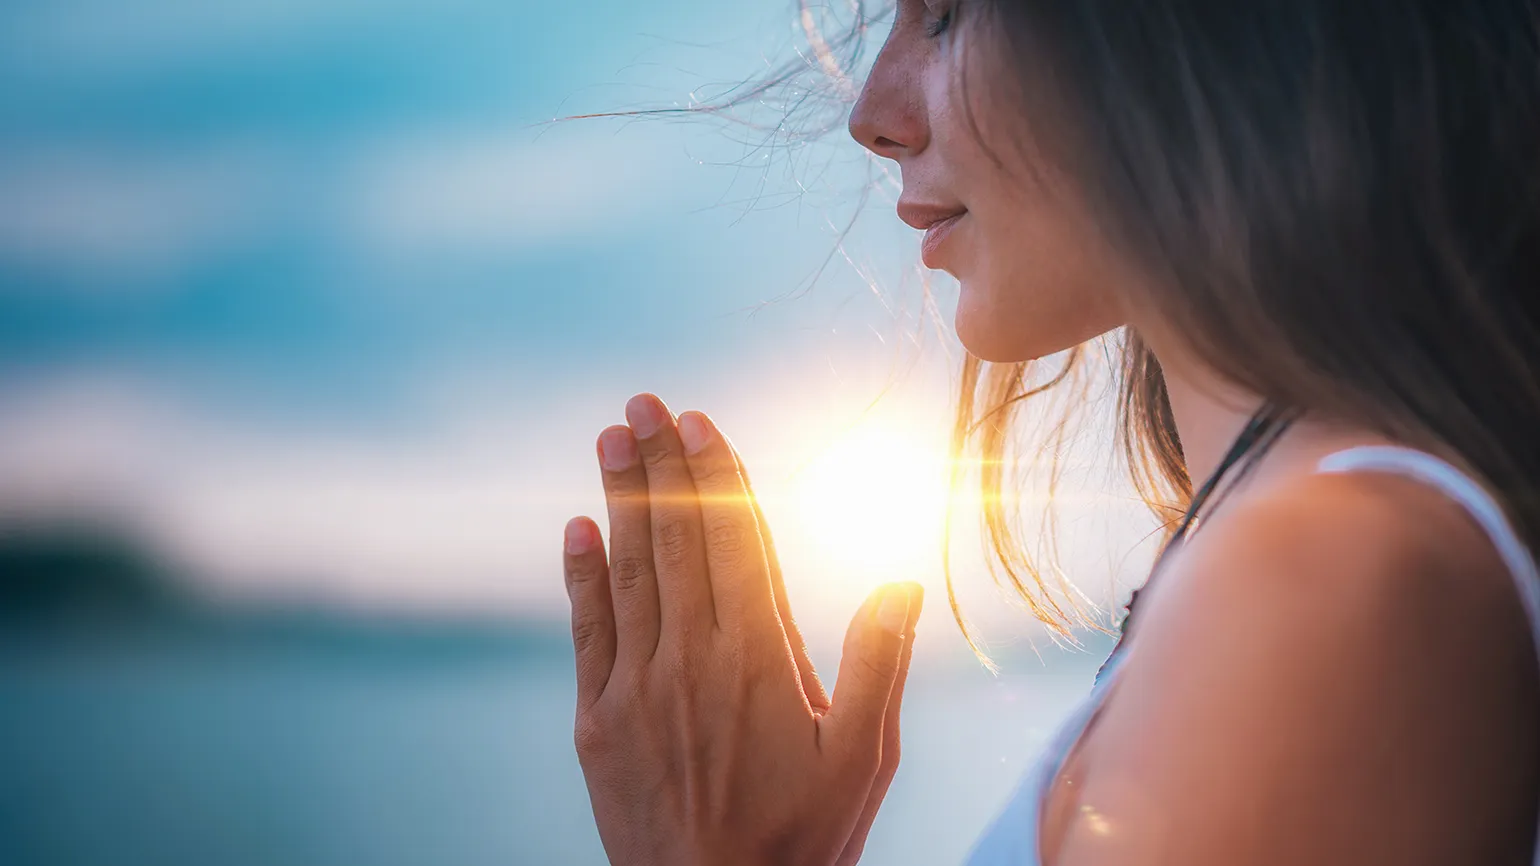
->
[822,582,919,767]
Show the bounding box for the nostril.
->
[874,136,901,150]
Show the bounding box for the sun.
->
[784,420,953,585]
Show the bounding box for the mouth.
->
[896,201,968,270]
[919,212,966,270]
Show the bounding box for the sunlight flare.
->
[785,420,953,584]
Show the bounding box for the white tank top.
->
[966,445,1540,865]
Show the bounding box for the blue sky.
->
[0,0,1153,654]
[0,0,876,375]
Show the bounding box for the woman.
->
[560,1,1540,863]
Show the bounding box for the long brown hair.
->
[562,0,1540,664]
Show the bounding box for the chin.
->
[954,277,1115,363]
[953,280,1043,363]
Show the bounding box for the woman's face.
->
[848,0,1131,362]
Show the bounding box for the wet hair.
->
[567,0,1540,664]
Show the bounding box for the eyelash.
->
[925,5,953,38]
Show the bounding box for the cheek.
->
[930,31,1128,361]
[952,202,1127,363]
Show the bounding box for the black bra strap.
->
[1093,401,1296,685]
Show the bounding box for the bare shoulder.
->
[1058,468,1540,866]
[1164,466,1522,629]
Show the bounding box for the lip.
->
[920,211,966,269]
[897,201,968,270]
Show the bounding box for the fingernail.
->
[678,412,711,454]
[625,394,668,439]
[877,587,910,633]
[565,518,594,555]
[600,428,637,471]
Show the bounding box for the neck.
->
[1141,327,1387,501]
[1145,335,1267,487]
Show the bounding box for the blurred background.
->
[0,1,1159,863]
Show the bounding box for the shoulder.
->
[1128,466,1522,695]
[1163,465,1509,627]
[1060,466,1540,865]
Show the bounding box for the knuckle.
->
[713,630,749,670]
[640,443,674,469]
[573,715,609,758]
[606,485,646,511]
[570,616,608,653]
[564,558,603,591]
[854,653,896,683]
[661,644,694,682]
[609,555,652,593]
[704,515,750,560]
[655,515,694,564]
[725,630,767,675]
[672,618,707,652]
[689,458,732,485]
[660,643,709,690]
[607,666,646,706]
[715,638,769,694]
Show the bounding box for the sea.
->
[0,617,1104,866]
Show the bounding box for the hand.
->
[562,392,924,866]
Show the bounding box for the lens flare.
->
[786,421,951,584]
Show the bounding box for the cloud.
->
[0,372,586,616]
[0,143,292,287]
[340,125,686,258]
[0,361,897,621]
[0,358,1156,649]
[0,121,690,292]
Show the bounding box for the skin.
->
[565,400,920,866]
[563,0,1540,862]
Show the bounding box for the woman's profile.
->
[559,1,1540,863]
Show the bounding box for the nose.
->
[847,37,929,161]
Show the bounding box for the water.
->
[0,624,1095,866]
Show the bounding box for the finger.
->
[598,425,662,665]
[836,585,922,866]
[724,435,827,709]
[625,393,715,640]
[563,516,616,709]
[822,583,915,771]
[676,411,777,636]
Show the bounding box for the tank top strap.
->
[1315,444,1540,866]
[1314,445,1540,669]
